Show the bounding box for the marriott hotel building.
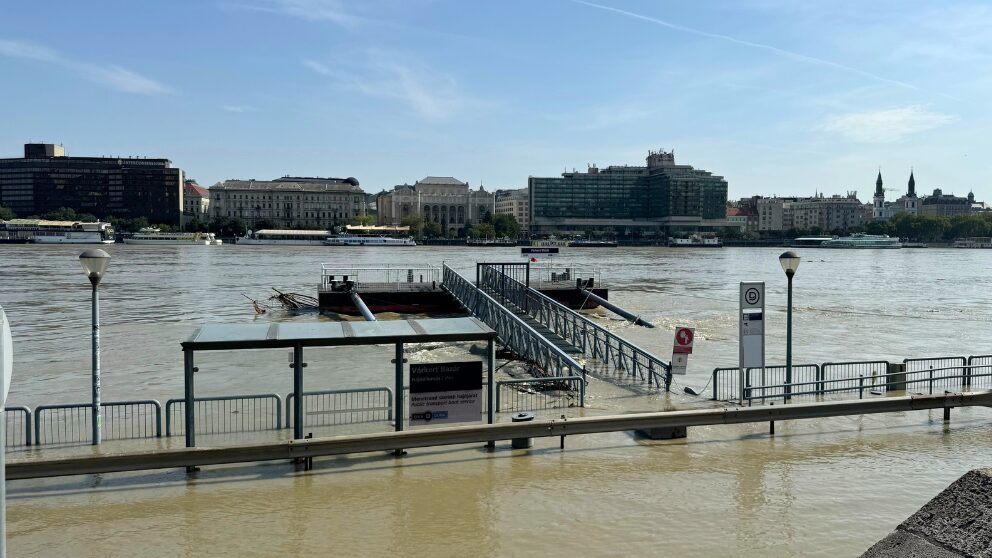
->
[0,143,183,224]
[528,150,729,238]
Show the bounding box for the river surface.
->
[1,244,991,556]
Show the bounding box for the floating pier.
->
[318,262,609,316]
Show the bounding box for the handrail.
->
[165,394,282,436]
[495,376,585,411]
[478,264,671,388]
[285,387,394,426]
[743,365,991,403]
[5,405,33,447]
[443,264,585,382]
[35,400,162,444]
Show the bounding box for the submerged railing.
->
[34,400,162,445]
[495,376,584,412]
[477,263,671,389]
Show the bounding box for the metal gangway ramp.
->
[442,263,672,391]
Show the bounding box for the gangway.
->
[443,263,673,392]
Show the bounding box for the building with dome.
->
[208,176,366,229]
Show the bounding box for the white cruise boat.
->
[0,219,115,244]
[238,229,331,246]
[820,233,901,249]
[123,227,222,245]
[325,234,416,246]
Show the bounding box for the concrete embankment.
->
[862,468,992,557]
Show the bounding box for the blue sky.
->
[0,0,988,202]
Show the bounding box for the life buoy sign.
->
[673,327,694,354]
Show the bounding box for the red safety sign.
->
[673,327,694,354]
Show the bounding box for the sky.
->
[0,0,989,202]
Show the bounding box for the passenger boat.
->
[791,236,835,247]
[238,229,330,246]
[0,219,115,244]
[123,227,222,245]
[324,234,416,246]
[820,233,901,249]
[668,235,722,247]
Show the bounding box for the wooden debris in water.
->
[269,288,319,310]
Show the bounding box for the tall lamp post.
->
[779,251,801,401]
[79,249,111,445]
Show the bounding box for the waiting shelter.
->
[180,317,497,448]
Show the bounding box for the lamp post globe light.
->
[779,251,800,401]
[79,249,111,445]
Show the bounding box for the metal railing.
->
[165,394,282,436]
[529,264,602,290]
[477,264,671,388]
[35,400,162,445]
[713,355,992,403]
[443,264,586,385]
[320,264,441,292]
[967,355,992,390]
[742,365,992,403]
[286,388,393,428]
[496,376,584,412]
[5,406,32,447]
[904,357,967,393]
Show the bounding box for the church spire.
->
[908,168,916,197]
[874,169,884,197]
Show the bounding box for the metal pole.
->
[1,409,6,558]
[785,272,793,402]
[487,339,495,449]
[184,350,195,448]
[293,345,304,440]
[91,284,102,445]
[393,343,405,456]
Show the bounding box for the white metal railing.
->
[320,264,441,292]
[529,264,603,290]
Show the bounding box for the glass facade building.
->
[529,150,728,237]
[0,144,183,224]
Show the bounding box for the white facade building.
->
[377,176,495,235]
[209,176,365,229]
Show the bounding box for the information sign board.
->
[409,361,482,425]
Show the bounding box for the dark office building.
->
[529,150,729,238]
[0,144,183,224]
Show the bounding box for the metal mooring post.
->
[664,369,673,392]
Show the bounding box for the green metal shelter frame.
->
[181,317,497,449]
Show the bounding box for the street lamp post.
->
[779,251,801,401]
[79,249,111,445]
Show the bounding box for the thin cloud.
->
[303,52,476,120]
[223,0,358,26]
[817,106,955,143]
[570,0,920,92]
[0,38,170,95]
[221,104,258,113]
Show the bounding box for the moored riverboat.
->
[123,227,222,245]
[820,233,901,249]
[0,219,115,244]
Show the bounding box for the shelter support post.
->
[184,350,195,448]
[393,343,406,456]
[293,345,304,440]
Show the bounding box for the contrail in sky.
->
[570,0,920,92]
